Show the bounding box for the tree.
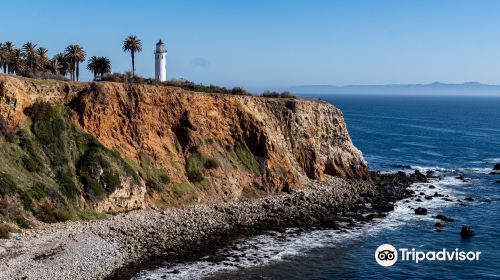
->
[3,42,16,74]
[122,35,142,77]
[87,56,99,80]
[9,49,25,75]
[53,53,69,76]
[87,56,111,80]
[36,47,49,71]
[22,42,37,72]
[0,43,6,73]
[64,44,86,81]
[97,56,111,78]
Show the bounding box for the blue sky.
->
[2,0,500,91]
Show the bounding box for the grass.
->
[0,172,18,196]
[185,151,220,183]
[0,223,13,239]
[77,210,107,220]
[234,142,261,173]
[170,183,194,198]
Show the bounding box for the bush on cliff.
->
[261,90,297,99]
[186,152,219,183]
[234,142,261,173]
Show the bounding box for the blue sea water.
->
[135,95,500,280]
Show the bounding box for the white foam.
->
[133,175,466,280]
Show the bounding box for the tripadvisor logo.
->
[375,244,481,267]
[375,244,398,267]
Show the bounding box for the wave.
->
[133,176,465,280]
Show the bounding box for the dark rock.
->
[414,207,428,215]
[455,175,470,182]
[433,192,444,197]
[441,197,453,202]
[419,192,425,195]
[435,222,445,228]
[435,214,454,222]
[464,197,475,202]
[429,185,436,189]
[460,225,475,238]
[372,202,394,212]
[415,198,423,202]
[494,163,500,171]
[424,195,433,200]
[495,181,500,184]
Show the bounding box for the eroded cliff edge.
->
[0,74,368,219]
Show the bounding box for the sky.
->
[2,0,500,92]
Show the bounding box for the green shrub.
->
[186,152,219,182]
[0,223,12,239]
[29,103,68,166]
[170,183,193,198]
[186,153,205,182]
[21,155,40,172]
[159,174,170,184]
[0,172,18,196]
[78,210,107,220]
[234,142,261,173]
[204,158,220,169]
[80,175,106,202]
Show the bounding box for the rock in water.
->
[414,207,428,215]
[460,225,475,238]
[494,163,500,171]
[435,214,454,222]
[464,196,475,202]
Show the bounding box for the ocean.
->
[134,94,500,279]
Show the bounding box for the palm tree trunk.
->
[131,52,135,77]
[76,62,80,81]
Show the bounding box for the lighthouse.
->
[155,39,167,81]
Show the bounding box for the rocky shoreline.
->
[0,171,429,280]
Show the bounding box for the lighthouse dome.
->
[155,39,167,53]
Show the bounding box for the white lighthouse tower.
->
[155,39,167,81]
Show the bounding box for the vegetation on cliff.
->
[0,75,368,238]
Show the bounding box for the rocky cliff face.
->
[0,74,368,219]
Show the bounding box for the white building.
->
[155,39,167,81]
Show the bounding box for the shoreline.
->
[0,171,429,280]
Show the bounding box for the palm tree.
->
[53,53,69,76]
[97,56,111,78]
[36,47,50,71]
[64,44,85,81]
[22,42,38,72]
[87,56,111,80]
[0,43,5,73]
[10,49,25,75]
[87,56,99,80]
[122,35,142,77]
[3,42,15,73]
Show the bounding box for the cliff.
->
[0,74,368,225]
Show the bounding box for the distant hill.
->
[289,82,500,96]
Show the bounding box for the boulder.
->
[428,185,436,189]
[460,225,475,238]
[455,175,470,182]
[464,197,475,202]
[494,163,500,171]
[414,207,428,215]
[435,214,454,222]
